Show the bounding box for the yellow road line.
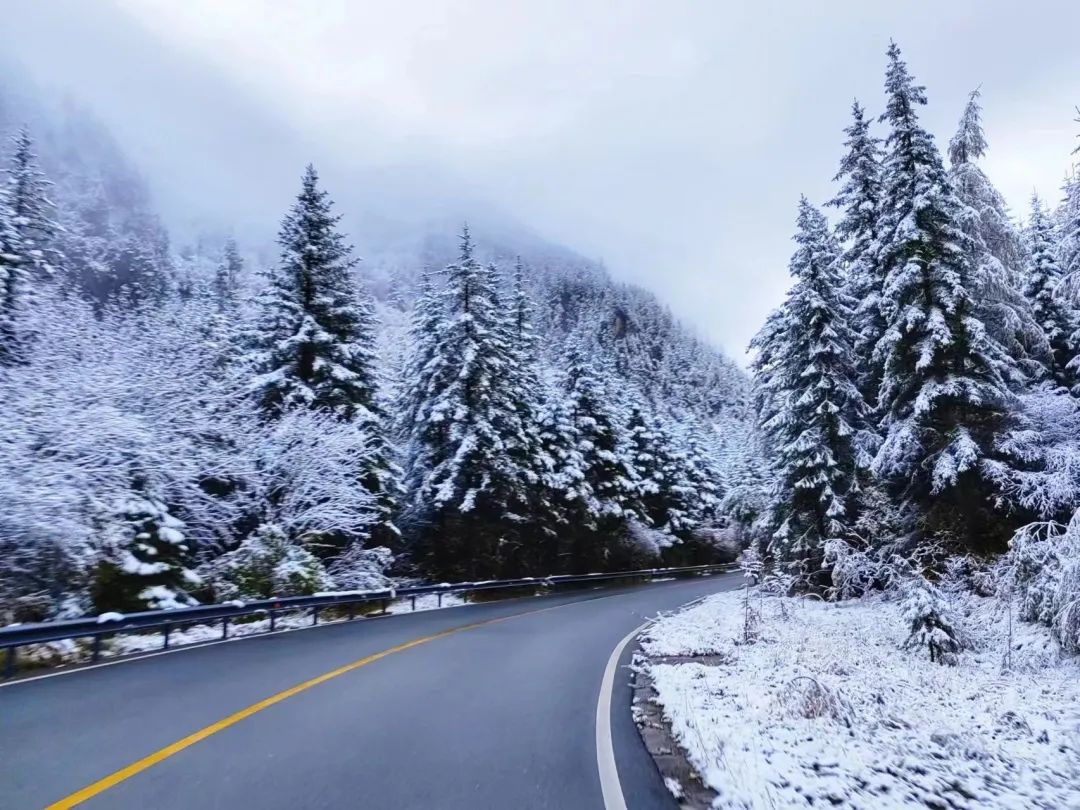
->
[44,600,571,809]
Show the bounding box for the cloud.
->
[7,0,1080,359]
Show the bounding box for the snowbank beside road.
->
[637,588,1080,809]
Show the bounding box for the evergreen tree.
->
[497,258,559,572]
[92,482,199,613]
[0,184,27,366]
[214,237,243,309]
[828,100,886,404]
[248,165,399,548]
[1060,168,1080,286]
[947,89,1042,383]
[626,405,699,536]
[872,43,1021,552]
[402,227,520,578]
[1024,193,1079,389]
[6,127,59,280]
[751,198,866,584]
[557,341,642,571]
[249,165,371,416]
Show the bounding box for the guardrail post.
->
[91,634,102,662]
[410,596,416,612]
[312,608,319,626]
[4,646,15,678]
[163,623,171,650]
[437,592,443,608]
[221,617,229,640]
[381,599,388,615]
[269,609,276,632]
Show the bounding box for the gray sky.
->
[7,1,1080,359]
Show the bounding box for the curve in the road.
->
[42,598,591,810]
[3,574,740,810]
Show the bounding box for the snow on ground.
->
[638,587,1080,809]
[17,592,470,668]
[386,592,466,614]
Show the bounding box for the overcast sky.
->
[6,1,1080,359]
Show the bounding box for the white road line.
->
[596,620,648,810]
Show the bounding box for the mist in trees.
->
[0,99,753,622]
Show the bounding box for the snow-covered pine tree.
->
[1055,110,1080,283]
[828,100,886,405]
[249,164,369,416]
[496,258,559,572]
[5,127,59,280]
[401,227,521,579]
[92,482,200,613]
[872,44,1024,553]
[247,164,399,549]
[0,182,27,366]
[557,340,642,571]
[1024,193,1079,389]
[214,236,243,310]
[948,89,1043,383]
[751,197,866,586]
[398,269,443,490]
[1061,167,1080,289]
[626,405,698,536]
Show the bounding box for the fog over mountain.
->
[7,0,1077,357]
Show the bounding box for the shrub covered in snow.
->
[685,524,742,563]
[617,519,670,566]
[201,523,331,600]
[326,543,393,591]
[1000,512,1080,653]
[900,577,966,665]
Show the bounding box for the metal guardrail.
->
[0,563,734,678]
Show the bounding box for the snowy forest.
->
[5,34,1080,658]
[0,84,756,622]
[749,42,1080,650]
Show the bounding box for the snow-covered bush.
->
[201,524,331,600]
[823,539,881,600]
[1000,513,1080,653]
[617,519,670,565]
[326,543,393,591]
[772,676,853,726]
[900,578,966,665]
[686,524,741,563]
[248,410,379,552]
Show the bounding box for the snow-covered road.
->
[2,573,740,810]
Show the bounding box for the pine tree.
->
[872,43,1021,552]
[402,227,519,578]
[947,89,1041,383]
[1024,193,1079,389]
[248,165,399,549]
[828,100,886,404]
[1060,168,1080,287]
[214,237,243,309]
[626,405,698,536]
[0,185,26,366]
[6,127,59,280]
[558,341,642,571]
[497,259,559,572]
[249,165,370,416]
[751,198,866,584]
[92,483,200,613]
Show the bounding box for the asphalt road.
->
[2,573,740,809]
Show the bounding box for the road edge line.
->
[596,621,648,810]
